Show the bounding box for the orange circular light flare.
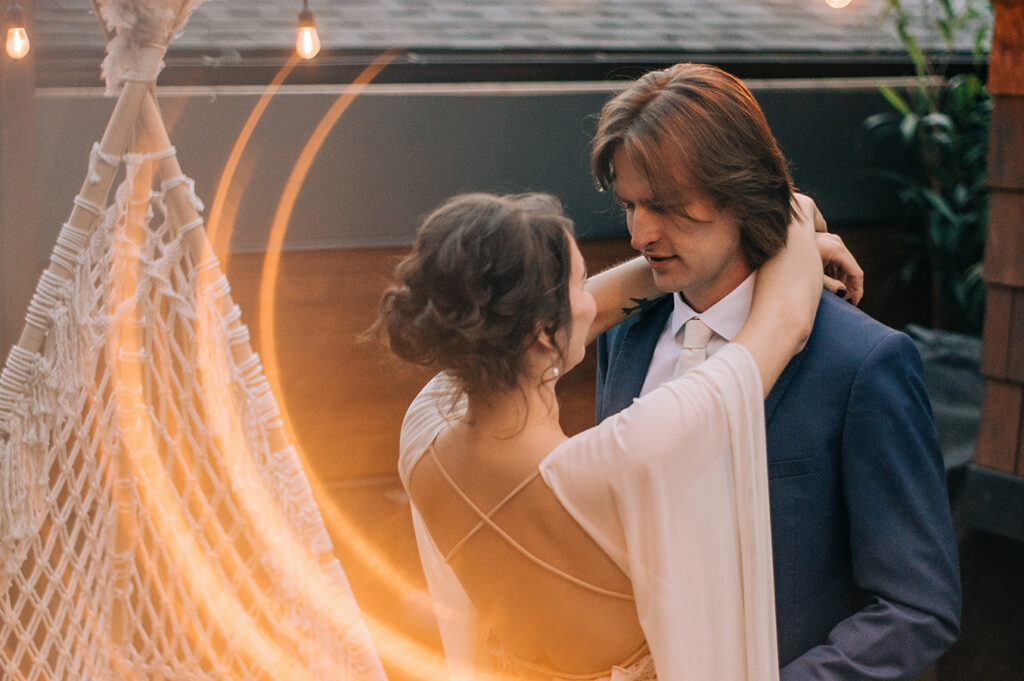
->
[257,53,398,475]
[203,48,426,650]
[207,54,301,260]
[180,46,512,681]
[106,159,316,680]
[250,48,472,678]
[256,50,423,590]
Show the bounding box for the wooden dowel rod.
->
[11,81,153,356]
[109,116,155,651]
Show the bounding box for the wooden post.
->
[975,0,1024,475]
[0,0,36,352]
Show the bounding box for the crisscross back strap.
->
[428,447,633,600]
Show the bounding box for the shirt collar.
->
[670,271,757,342]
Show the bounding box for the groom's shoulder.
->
[808,292,919,368]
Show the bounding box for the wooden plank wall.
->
[223,221,916,486]
[975,0,1024,475]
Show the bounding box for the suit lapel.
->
[601,296,673,420]
[765,349,805,424]
[765,294,827,423]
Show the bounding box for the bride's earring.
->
[552,366,560,378]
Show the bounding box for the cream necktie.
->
[673,318,714,378]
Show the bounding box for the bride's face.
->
[564,237,596,372]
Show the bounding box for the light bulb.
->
[5,2,29,59]
[296,9,321,60]
[825,0,852,7]
[5,25,29,58]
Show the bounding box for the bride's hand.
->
[735,195,824,387]
[802,194,864,305]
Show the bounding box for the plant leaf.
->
[880,84,913,116]
[900,113,921,141]
[863,111,900,133]
[919,189,958,226]
[921,112,954,131]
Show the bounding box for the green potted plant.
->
[863,0,991,336]
[862,0,992,469]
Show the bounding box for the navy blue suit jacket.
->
[596,292,961,680]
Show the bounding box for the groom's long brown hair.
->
[591,63,795,270]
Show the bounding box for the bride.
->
[377,191,859,681]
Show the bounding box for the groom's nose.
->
[629,208,662,252]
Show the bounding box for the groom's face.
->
[612,148,751,313]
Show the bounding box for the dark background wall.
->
[35,80,906,252]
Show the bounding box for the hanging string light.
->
[825,0,852,8]
[296,0,321,60]
[5,1,30,59]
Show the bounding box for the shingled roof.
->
[31,0,990,85]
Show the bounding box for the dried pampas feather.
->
[95,0,205,94]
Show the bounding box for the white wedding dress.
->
[398,344,779,681]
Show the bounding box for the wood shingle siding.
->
[976,0,1024,477]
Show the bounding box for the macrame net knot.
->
[88,142,123,184]
[0,347,39,433]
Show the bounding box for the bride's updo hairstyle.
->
[378,192,575,398]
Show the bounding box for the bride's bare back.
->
[408,425,647,676]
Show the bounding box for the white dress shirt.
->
[640,271,757,397]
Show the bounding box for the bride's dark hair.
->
[377,192,575,398]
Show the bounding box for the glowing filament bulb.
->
[296,9,321,60]
[5,2,29,59]
[825,0,852,7]
[5,26,28,58]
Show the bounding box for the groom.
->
[591,64,961,680]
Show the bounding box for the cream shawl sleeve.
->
[540,343,778,681]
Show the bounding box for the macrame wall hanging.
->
[0,2,387,679]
